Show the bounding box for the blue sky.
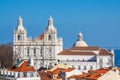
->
[0,0,120,48]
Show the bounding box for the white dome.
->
[75,40,88,47]
[74,33,88,47]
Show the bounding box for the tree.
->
[0,43,13,68]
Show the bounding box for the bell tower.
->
[42,16,63,67]
[14,16,27,42]
[13,16,27,64]
[44,16,57,42]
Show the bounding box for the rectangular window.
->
[72,65,74,68]
[40,48,42,57]
[27,47,29,56]
[33,48,36,56]
[30,72,33,77]
[84,65,86,70]
[90,65,93,70]
[78,66,81,70]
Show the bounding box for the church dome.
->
[74,33,88,47]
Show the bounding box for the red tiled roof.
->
[68,75,77,79]
[69,68,109,80]
[39,68,74,80]
[86,69,109,79]
[51,68,74,74]
[52,68,61,75]
[58,49,96,55]
[8,61,35,72]
[68,73,90,79]
[117,67,120,71]
[63,68,74,72]
[99,49,113,55]
[39,71,52,80]
[71,46,99,50]
[86,74,100,80]
[37,33,44,40]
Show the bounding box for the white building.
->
[13,16,63,69]
[13,16,114,73]
[0,59,40,80]
[58,33,114,74]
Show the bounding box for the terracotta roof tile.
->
[52,68,61,75]
[58,49,96,55]
[8,61,35,72]
[117,68,120,71]
[99,49,113,55]
[58,46,100,55]
[68,75,77,79]
[39,71,52,80]
[71,46,99,50]
[63,68,74,72]
[51,68,74,74]
[68,73,90,79]
[86,69,109,79]
[39,69,63,80]
[37,33,44,40]
[69,68,109,80]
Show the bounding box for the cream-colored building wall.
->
[98,70,120,80]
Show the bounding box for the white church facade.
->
[13,16,63,69]
[13,16,114,72]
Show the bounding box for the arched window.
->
[18,35,21,41]
[48,35,52,41]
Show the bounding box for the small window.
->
[24,72,27,77]
[48,63,53,69]
[64,63,67,65]
[58,59,60,62]
[99,58,103,64]
[18,35,21,41]
[18,72,20,77]
[30,72,33,77]
[84,65,87,70]
[33,48,36,56]
[78,66,81,70]
[48,47,51,53]
[27,47,29,56]
[40,48,42,57]
[72,65,74,68]
[67,59,68,62]
[48,35,52,41]
[90,65,93,70]
[108,57,111,63]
